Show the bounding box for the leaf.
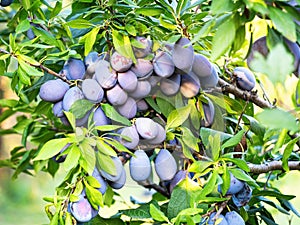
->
[101,103,131,126]
[34,138,71,161]
[220,166,230,196]
[63,145,80,171]
[85,27,100,56]
[96,139,117,157]
[70,99,94,119]
[229,168,258,187]
[208,134,221,161]
[121,201,160,219]
[211,0,237,14]
[96,151,116,176]
[200,127,232,149]
[159,16,177,30]
[250,44,294,85]
[197,170,218,199]
[211,17,236,61]
[222,158,250,172]
[135,7,164,16]
[188,161,214,173]
[269,7,296,42]
[180,127,199,152]
[85,182,103,209]
[79,140,96,175]
[166,104,191,129]
[64,111,76,131]
[221,130,244,149]
[95,125,124,132]
[282,136,300,171]
[256,108,299,132]
[150,204,169,222]
[16,20,31,34]
[0,99,18,107]
[66,19,94,29]
[156,96,176,118]
[86,176,101,188]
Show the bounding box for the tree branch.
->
[248,161,300,174]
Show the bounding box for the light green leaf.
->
[200,127,232,148]
[135,7,164,16]
[84,27,100,56]
[96,139,117,157]
[188,161,214,173]
[211,17,236,61]
[181,127,199,152]
[166,104,191,129]
[85,181,103,209]
[64,111,76,131]
[66,19,94,29]
[101,103,131,126]
[256,108,299,132]
[125,24,137,36]
[86,176,101,188]
[197,170,218,199]
[63,145,80,171]
[96,152,117,176]
[79,140,96,174]
[18,60,44,77]
[34,138,71,161]
[221,130,244,150]
[159,16,177,30]
[150,204,169,222]
[16,20,31,34]
[282,136,300,171]
[95,125,124,132]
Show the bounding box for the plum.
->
[76,110,91,127]
[155,149,177,181]
[106,84,128,106]
[132,36,152,58]
[160,73,181,96]
[116,97,137,119]
[129,150,152,182]
[285,38,300,76]
[225,211,245,225]
[27,27,35,40]
[69,192,99,223]
[64,58,86,80]
[92,168,108,194]
[118,70,138,92]
[232,183,252,207]
[153,51,175,78]
[147,75,162,88]
[117,125,140,149]
[81,78,104,103]
[233,67,256,91]
[172,37,194,74]
[100,156,123,182]
[85,51,102,75]
[128,80,152,100]
[199,65,219,89]
[146,123,166,145]
[192,53,212,78]
[169,170,190,193]
[0,0,13,7]
[180,72,201,98]
[94,60,117,89]
[62,86,84,111]
[247,36,269,69]
[201,98,215,127]
[52,101,64,118]
[93,107,111,126]
[39,79,69,103]
[108,166,126,189]
[131,58,153,79]
[110,51,133,72]
[135,117,159,140]
[136,99,149,111]
[218,173,245,195]
[207,212,228,225]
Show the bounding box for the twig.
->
[248,161,300,174]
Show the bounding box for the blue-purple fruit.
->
[94,60,117,89]
[81,79,104,103]
[100,156,123,182]
[93,107,111,126]
[116,97,137,119]
[118,125,140,149]
[106,84,128,106]
[131,58,153,79]
[225,211,245,225]
[92,168,108,194]
[108,167,126,189]
[129,150,152,182]
[207,212,228,225]
[232,183,252,207]
[132,36,152,58]
[135,117,159,140]
[153,51,175,78]
[118,70,138,92]
[233,67,256,91]
[128,80,152,99]
[110,51,133,72]
[64,58,86,80]
[155,149,177,181]
[160,73,181,96]
[39,79,69,103]
[172,37,194,74]
[180,72,200,98]
[192,53,212,78]
[62,86,84,111]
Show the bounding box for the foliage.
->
[0,0,300,225]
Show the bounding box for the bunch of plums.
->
[207,211,245,225]
[218,173,252,208]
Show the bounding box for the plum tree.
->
[169,170,190,193]
[154,149,177,181]
[129,150,152,182]
[225,211,245,225]
[39,79,69,102]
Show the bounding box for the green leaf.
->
[211,17,236,61]
[150,204,169,222]
[125,24,137,36]
[0,99,18,107]
[159,16,177,30]
[269,7,296,42]
[101,103,131,126]
[96,151,116,176]
[66,19,94,29]
[180,127,199,152]
[221,130,244,149]
[63,145,80,171]
[282,136,300,171]
[16,20,31,34]
[208,134,221,161]
[86,176,101,188]
[222,158,250,172]
[211,0,237,14]
[70,99,94,119]
[229,168,258,187]
[200,128,232,149]
[85,181,103,209]
[96,139,117,157]
[112,30,136,63]
[34,138,71,161]
[166,104,191,129]
[135,7,164,16]
[197,170,218,199]
[250,44,294,85]
[95,125,124,132]
[256,108,299,132]
[156,96,176,118]
[84,27,100,56]
[188,161,214,173]
[64,111,76,130]
[50,1,63,18]
[79,140,96,174]
[220,166,230,196]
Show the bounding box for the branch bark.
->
[248,161,300,174]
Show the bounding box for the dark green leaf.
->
[70,99,94,119]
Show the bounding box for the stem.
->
[248,161,300,174]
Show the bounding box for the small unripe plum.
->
[108,167,126,189]
[225,211,245,225]
[180,72,201,98]
[0,0,13,7]
[132,36,152,58]
[146,123,166,145]
[92,168,108,194]
[201,98,215,128]
[39,79,69,103]
[172,37,194,74]
[129,150,152,182]
[106,84,128,106]
[160,73,181,96]
[128,80,151,100]
[232,183,252,207]
[169,170,190,193]
[131,58,153,79]
[155,149,177,181]
[94,60,117,89]
[218,173,245,195]
[93,107,111,126]
[118,70,138,92]
[192,53,212,78]
[136,99,149,111]
[100,156,123,182]
[153,51,175,78]
[62,86,84,111]
[69,192,99,223]
[53,101,64,118]
[64,58,86,80]
[234,67,256,91]
[110,51,133,72]
[118,125,140,149]
[199,65,219,89]
[116,97,137,119]
[135,117,159,140]
[81,79,104,103]
[85,51,102,75]
[207,212,228,225]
